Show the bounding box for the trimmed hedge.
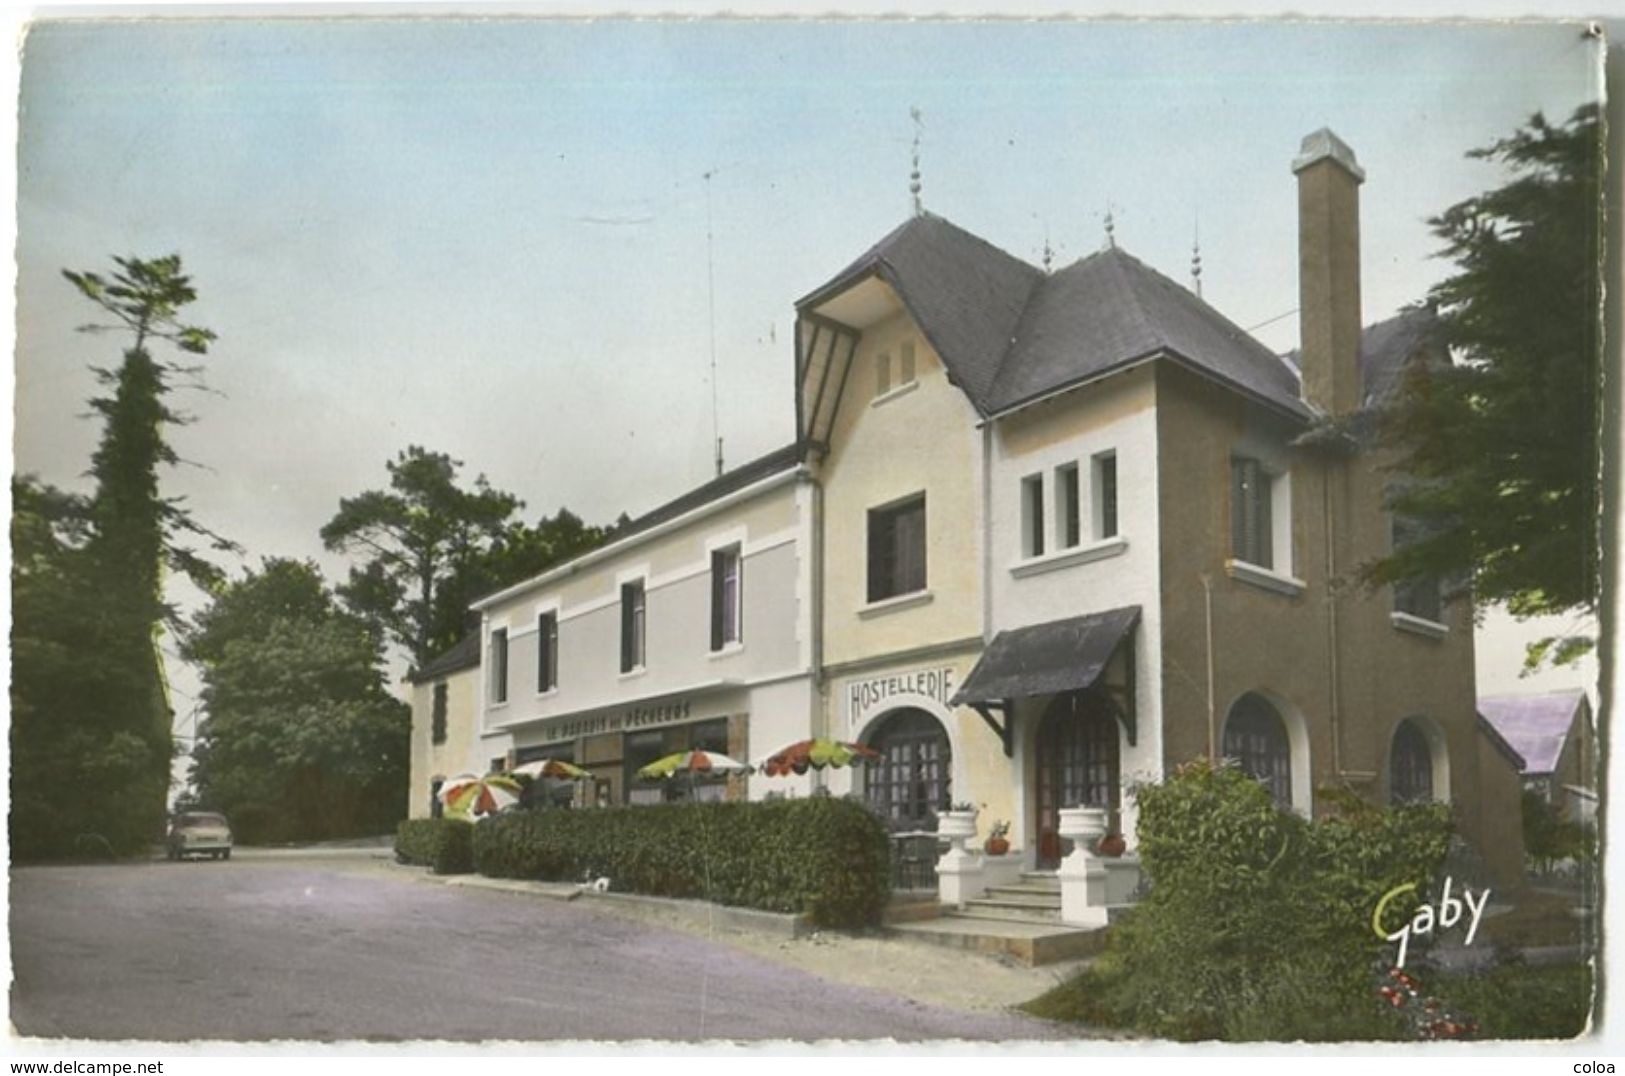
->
[394,817,474,875]
[473,797,891,928]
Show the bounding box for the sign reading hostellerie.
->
[848,666,956,726]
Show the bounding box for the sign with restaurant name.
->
[546,699,695,741]
[847,666,956,728]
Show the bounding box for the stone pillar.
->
[936,845,986,907]
[1057,807,1110,928]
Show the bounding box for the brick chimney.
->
[1293,128,1365,415]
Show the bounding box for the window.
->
[1022,474,1045,558]
[1231,456,1274,570]
[1056,463,1081,549]
[489,628,509,704]
[431,682,448,745]
[1391,517,1443,623]
[864,709,951,831]
[710,546,742,650]
[625,730,666,805]
[1094,452,1119,539]
[867,495,927,602]
[620,581,646,672]
[898,340,917,384]
[1223,693,1292,809]
[536,611,558,692]
[876,350,892,397]
[1390,720,1433,804]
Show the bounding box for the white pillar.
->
[1057,806,1110,928]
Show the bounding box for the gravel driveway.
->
[11,853,1071,1044]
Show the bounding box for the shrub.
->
[395,817,474,875]
[1050,758,1453,1040]
[472,797,891,928]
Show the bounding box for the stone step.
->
[957,900,1065,924]
[984,884,1064,903]
[886,914,1107,966]
[1018,872,1062,891]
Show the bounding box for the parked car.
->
[166,811,233,861]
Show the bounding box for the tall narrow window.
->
[875,351,892,397]
[711,546,743,650]
[1231,456,1273,569]
[867,495,927,602]
[620,581,646,672]
[1391,517,1443,623]
[536,611,558,692]
[1223,693,1293,809]
[489,628,509,704]
[1094,452,1119,539]
[1022,474,1045,558]
[1056,463,1081,549]
[431,682,449,745]
[898,340,917,384]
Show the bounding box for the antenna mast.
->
[1191,212,1203,299]
[704,167,722,477]
[909,107,924,216]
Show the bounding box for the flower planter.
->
[984,836,1010,856]
[936,810,978,841]
[1057,806,1109,851]
[1097,833,1127,858]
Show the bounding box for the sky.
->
[11,14,1605,755]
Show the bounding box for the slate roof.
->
[951,605,1141,706]
[1478,689,1588,775]
[410,633,480,684]
[801,213,1445,424]
[613,441,804,543]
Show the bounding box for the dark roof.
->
[1279,304,1441,409]
[1479,689,1588,774]
[952,605,1140,706]
[410,633,480,684]
[799,213,1314,420]
[613,441,805,543]
[798,213,1043,411]
[991,247,1308,417]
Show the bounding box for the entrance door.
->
[1034,691,1120,869]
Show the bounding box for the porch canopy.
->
[951,605,1140,755]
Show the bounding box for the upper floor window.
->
[898,340,917,384]
[1056,463,1081,549]
[431,682,449,745]
[875,340,919,401]
[1391,517,1443,624]
[1093,452,1119,540]
[620,580,646,673]
[868,494,927,602]
[1231,455,1290,572]
[536,611,558,692]
[1021,474,1045,558]
[711,546,743,650]
[489,628,509,704]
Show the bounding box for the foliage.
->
[1521,789,1591,874]
[395,817,475,875]
[321,447,614,671]
[1365,107,1602,666]
[1428,959,1592,1040]
[472,797,892,928]
[1039,759,1452,1040]
[11,255,233,860]
[182,559,410,842]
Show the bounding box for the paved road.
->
[11,853,1064,1043]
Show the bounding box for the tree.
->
[1364,106,1601,665]
[11,256,233,858]
[182,559,410,842]
[320,447,521,670]
[438,508,616,633]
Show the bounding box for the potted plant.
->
[984,819,1011,856]
[1096,832,1127,857]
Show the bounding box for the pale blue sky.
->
[13,17,1602,718]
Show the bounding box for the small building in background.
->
[405,635,483,819]
[1479,688,1598,826]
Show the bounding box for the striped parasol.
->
[634,749,754,781]
[758,738,880,777]
[438,773,523,819]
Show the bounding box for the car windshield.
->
[175,813,227,828]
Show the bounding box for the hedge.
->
[394,817,474,875]
[472,797,891,928]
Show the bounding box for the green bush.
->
[472,797,891,928]
[1430,960,1592,1039]
[394,817,474,875]
[1045,758,1454,1041]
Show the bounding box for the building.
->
[411,127,1526,885]
[406,635,482,819]
[1480,688,1598,825]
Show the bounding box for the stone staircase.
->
[885,872,1110,966]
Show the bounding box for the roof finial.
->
[1103,204,1116,249]
[1191,212,1203,299]
[909,106,924,216]
[1041,221,1054,273]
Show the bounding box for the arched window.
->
[1223,693,1292,808]
[1390,719,1434,805]
[864,709,951,831]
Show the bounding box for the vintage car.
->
[166,811,233,861]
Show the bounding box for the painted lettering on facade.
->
[547,699,694,742]
[847,666,956,726]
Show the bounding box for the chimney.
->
[1293,128,1365,415]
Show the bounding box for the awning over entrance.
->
[951,605,1140,755]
